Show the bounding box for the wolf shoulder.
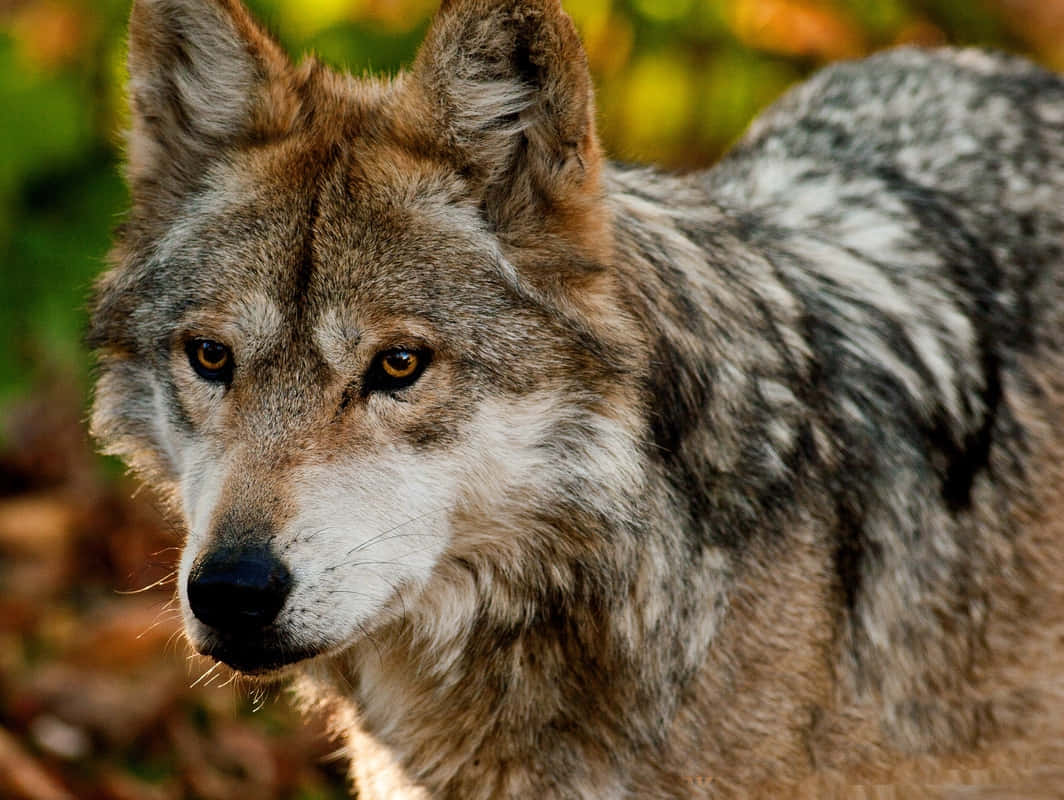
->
[706,47,1064,213]
[606,45,1064,482]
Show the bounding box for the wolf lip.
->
[200,634,324,674]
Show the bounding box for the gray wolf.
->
[89,0,1064,796]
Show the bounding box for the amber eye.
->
[365,348,431,394]
[186,339,234,383]
[382,350,419,379]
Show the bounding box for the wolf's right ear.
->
[126,0,296,209]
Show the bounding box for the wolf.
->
[88,0,1064,796]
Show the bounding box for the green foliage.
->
[0,0,1056,412]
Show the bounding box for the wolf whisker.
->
[137,608,182,640]
[324,559,409,573]
[342,506,455,558]
[118,570,178,595]
[282,526,336,552]
[164,628,186,656]
[190,661,221,688]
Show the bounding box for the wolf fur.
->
[89,0,1064,796]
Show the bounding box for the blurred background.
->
[0,1,1061,798]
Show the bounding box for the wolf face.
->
[91,0,646,675]
[92,0,1064,796]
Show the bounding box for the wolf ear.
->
[412,0,604,244]
[126,0,295,207]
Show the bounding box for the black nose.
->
[187,544,292,633]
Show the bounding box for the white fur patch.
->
[230,292,283,356]
[313,307,361,374]
[277,447,459,651]
[176,440,231,634]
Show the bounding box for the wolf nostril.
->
[187,544,292,633]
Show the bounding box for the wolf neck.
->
[299,484,733,795]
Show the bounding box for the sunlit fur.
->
[90,0,1064,796]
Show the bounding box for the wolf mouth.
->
[198,632,326,674]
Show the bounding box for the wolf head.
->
[89,0,646,674]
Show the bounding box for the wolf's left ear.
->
[412,0,605,245]
[126,0,296,210]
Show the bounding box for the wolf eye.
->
[382,351,419,379]
[365,348,431,394]
[186,339,234,383]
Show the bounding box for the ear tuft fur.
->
[126,0,296,207]
[412,0,603,236]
